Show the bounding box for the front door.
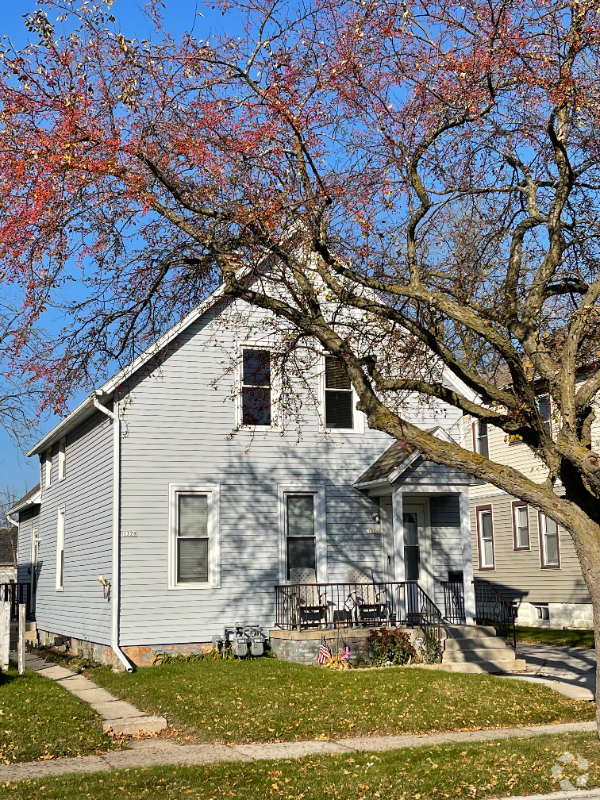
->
[402,501,434,598]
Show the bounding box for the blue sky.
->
[0,0,242,497]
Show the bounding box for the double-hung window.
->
[44,449,52,488]
[177,494,210,583]
[537,394,552,434]
[58,438,66,481]
[286,494,316,579]
[56,509,65,590]
[242,349,271,426]
[324,356,353,429]
[513,502,530,550]
[477,506,494,569]
[472,420,489,458]
[539,513,560,568]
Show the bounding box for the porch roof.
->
[354,440,415,486]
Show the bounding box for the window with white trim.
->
[324,356,353,429]
[477,506,494,569]
[58,438,66,481]
[45,449,52,488]
[540,513,560,568]
[537,394,552,434]
[170,486,220,588]
[472,420,489,458]
[241,349,271,426]
[56,509,65,590]
[513,503,530,550]
[286,494,316,579]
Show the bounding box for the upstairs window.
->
[512,502,530,550]
[537,394,552,434]
[286,494,316,579]
[472,420,489,458]
[177,494,210,583]
[325,356,353,429]
[242,349,271,426]
[44,449,52,488]
[58,438,66,481]
[540,513,560,568]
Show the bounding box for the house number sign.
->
[122,531,137,537]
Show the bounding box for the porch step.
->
[441,625,526,674]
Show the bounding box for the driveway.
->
[507,644,596,701]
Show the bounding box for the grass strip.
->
[92,658,595,743]
[0,667,119,764]
[516,626,595,649]
[2,730,600,799]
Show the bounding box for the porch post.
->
[459,488,475,625]
[392,488,405,622]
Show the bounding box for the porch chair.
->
[346,567,388,625]
[289,568,328,628]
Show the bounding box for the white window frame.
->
[44,449,52,488]
[278,484,327,584]
[56,508,65,591]
[477,506,495,570]
[318,354,364,434]
[472,420,489,457]
[58,438,66,481]
[235,345,281,430]
[539,512,560,569]
[168,484,221,590]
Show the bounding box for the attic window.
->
[242,349,271,426]
[325,356,353,429]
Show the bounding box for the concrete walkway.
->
[496,791,600,800]
[504,645,597,702]
[18,652,167,736]
[0,720,595,783]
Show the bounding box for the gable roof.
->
[27,283,229,457]
[354,426,457,488]
[8,484,41,515]
[27,271,477,458]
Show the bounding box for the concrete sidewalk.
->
[504,645,597,702]
[0,720,595,783]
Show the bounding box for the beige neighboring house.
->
[465,407,593,630]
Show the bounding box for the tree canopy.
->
[2,0,600,563]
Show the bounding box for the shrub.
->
[369,627,417,667]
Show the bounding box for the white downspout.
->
[92,394,134,672]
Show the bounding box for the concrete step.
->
[442,649,520,664]
[443,625,498,639]
[444,637,513,651]
[447,659,527,674]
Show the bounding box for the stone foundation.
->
[269,626,423,665]
[515,602,594,630]
[36,629,212,669]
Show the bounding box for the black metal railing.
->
[440,580,466,624]
[474,579,516,649]
[0,582,31,622]
[274,581,441,643]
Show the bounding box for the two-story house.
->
[467,409,593,630]
[8,283,496,669]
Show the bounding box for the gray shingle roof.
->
[355,440,415,485]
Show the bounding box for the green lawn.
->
[93,658,595,744]
[0,667,119,764]
[516,625,595,649]
[3,731,600,799]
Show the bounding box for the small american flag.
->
[317,636,330,665]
